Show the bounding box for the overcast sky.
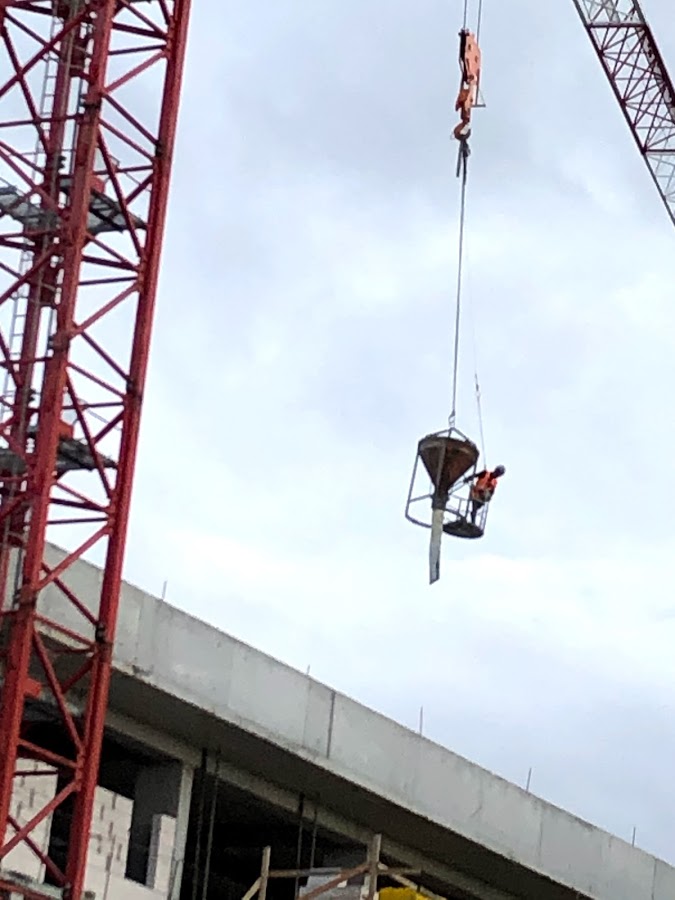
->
[117,0,675,865]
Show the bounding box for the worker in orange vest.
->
[468,465,505,523]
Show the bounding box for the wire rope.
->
[450,0,486,457]
[449,162,468,426]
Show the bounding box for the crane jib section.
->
[571,0,675,226]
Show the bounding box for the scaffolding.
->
[241,835,448,900]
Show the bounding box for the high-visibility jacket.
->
[472,470,498,500]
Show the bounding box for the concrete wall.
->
[32,545,675,900]
[5,760,57,883]
[87,786,177,899]
[5,763,176,899]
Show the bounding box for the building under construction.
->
[0,1,674,898]
[1,543,674,900]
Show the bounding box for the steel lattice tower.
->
[0,1,191,897]
[572,0,675,226]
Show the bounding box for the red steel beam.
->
[0,0,192,897]
[571,0,675,227]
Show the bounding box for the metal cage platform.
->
[405,426,488,583]
[405,426,487,538]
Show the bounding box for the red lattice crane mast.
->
[571,0,675,226]
[0,1,191,898]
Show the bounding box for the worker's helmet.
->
[494,464,506,477]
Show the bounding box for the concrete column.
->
[168,763,193,900]
[127,761,187,890]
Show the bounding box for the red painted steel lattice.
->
[0,1,191,897]
[572,0,675,226]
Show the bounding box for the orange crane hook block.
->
[454,29,481,142]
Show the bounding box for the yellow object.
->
[380,890,424,900]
